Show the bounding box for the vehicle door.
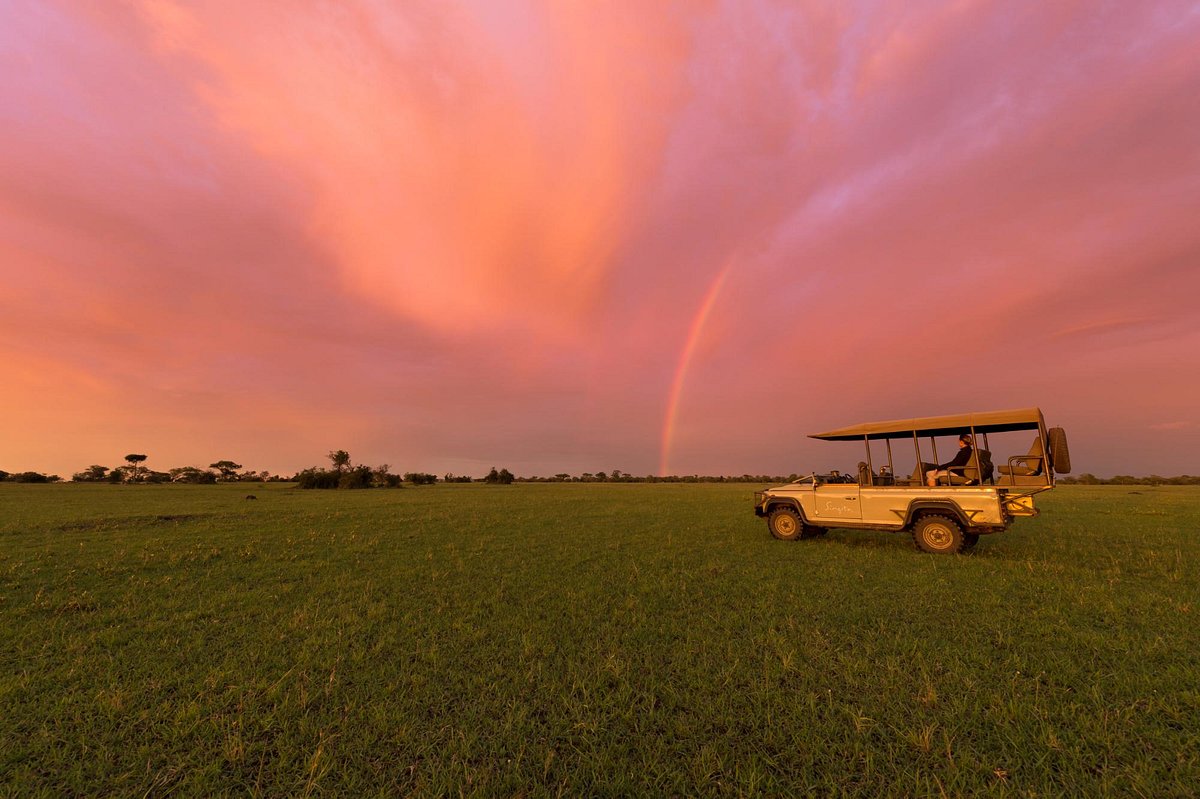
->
[811,483,862,522]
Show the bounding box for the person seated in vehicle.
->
[925,434,974,486]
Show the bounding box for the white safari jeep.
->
[754,407,1070,553]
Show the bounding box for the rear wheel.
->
[912,514,965,554]
[961,532,980,551]
[768,507,804,541]
[802,526,829,539]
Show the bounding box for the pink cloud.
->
[1,0,1198,478]
[1149,422,1198,432]
[126,1,696,337]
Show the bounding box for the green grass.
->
[1,483,1197,797]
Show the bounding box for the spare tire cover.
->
[1048,427,1071,474]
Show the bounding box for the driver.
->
[926,434,974,486]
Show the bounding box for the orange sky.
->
[2,1,1199,478]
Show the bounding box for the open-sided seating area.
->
[806,408,1064,491]
[995,436,1048,486]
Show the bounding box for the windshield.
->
[787,472,855,487]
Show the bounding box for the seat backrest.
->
[857,461,873,487]
[978,449,994,483]
[1026,437,1044,475]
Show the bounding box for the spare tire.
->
[1048,427,1071,473]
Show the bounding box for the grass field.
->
[1,483,1197,797]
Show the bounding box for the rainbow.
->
[659,260,734,476]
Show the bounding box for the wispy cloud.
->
[1149,421,1199,432]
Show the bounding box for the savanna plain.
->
[1,482,1197,797]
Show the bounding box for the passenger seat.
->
[999,437,1045,476]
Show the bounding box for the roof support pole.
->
[969,424,981,485]
[913,431,922,485]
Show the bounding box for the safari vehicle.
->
[754,407,1070,553]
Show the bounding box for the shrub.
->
[169,467,218,484]
[372,466,402,488]
[295,466,380,489]
[483,467,514,485]
[294,468,341,489]
[72,465,110,482]
[338,466,373,489]
[10,471,53,483]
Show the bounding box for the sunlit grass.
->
[2,483,1197,795]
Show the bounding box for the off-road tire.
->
[961,532,980,551]
[1048,427,1071,474]
[768,507,804,541]
[912,514,966,554]
[802,526,829,539]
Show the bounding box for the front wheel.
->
[911,515,966,554]
[768,507,804,541]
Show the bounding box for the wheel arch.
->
[763,497,812,524]
[903,500,971,530]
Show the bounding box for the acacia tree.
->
[72,465,109,482]
[372,465,402,488]
[484,467,514,485]
[209,460,243,481]
[124,454,147,482]
[328,450,351,473]
[170,466,215,484]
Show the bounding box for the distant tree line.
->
[1058,473,1200,486]
[0,470,63,483]
[511,471,802,483]
[6,459,1199,488]
[62,454,282,484]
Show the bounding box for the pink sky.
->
[2,1,1199,479]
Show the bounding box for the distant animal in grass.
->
[245,495,257,500]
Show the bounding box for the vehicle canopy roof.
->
[809,407,1045,441]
